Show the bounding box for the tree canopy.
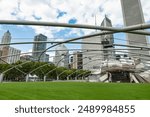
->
[0,61,91,82]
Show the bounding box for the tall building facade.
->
[1,46,21,64]
[82,16,114,72]
[54,44,69,68]
[1,30,11,49]
[0,31,21,64]
[32,34,47,62]
[120,0,149,55]
[101,16,114,60]
[71,51,83,69]
[82,35,103,71]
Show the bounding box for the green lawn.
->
[0,82,150,100]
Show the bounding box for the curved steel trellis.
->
[67,58,104,80]
[38,33,150,61]
[0,20,150,35]
[0,20,150,64]
[56,53,103,80]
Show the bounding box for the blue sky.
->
[0,0,150,57]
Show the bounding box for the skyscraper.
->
[1,30,11,48]
[82,16,114,72]
[54,44,69,68]
[1,46,21,64]
[120,0,149,55]
[71,51,83,69]
[101,15,114,60]
[32,34,47,62]
[0,31,21,64]
[82,35,103,72]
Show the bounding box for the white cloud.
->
[21,49,32,56]
[101,0,123,26]
[141,0,150,22]
[54,38,64,41]
[0,0,18,20]
[30,26,54,38]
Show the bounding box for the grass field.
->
[0,82,150,100]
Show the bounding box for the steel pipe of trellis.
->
[76,70,91,81]
[0,51,149,82]
[0,60,31,83]
[0,58,27,82]
[0,48,149,63]
[0,37,150,46]
[66,53,150,81]
[56,51,150,80]
[0,48,150,63]
[0,55,53,83]
[25,63,53,82]
[38,31,150,61]
[44,51,108,80]
[1,20,150,61]
[67,58,104,80]
[0,49,103,82]
[1,47,150,79]
[0,20,150,35]
[44,53,78,81]
[0,47,150,82]
[66,56,116,80]
[20,38,150,62]
[113,44,150,50]
[57,57,150,81]
[0,48,145,60]
[0,41,104,46]
[53,48,149,77]
[44,49,150,81]
[57,53,102,80]
[24,50,91,81]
